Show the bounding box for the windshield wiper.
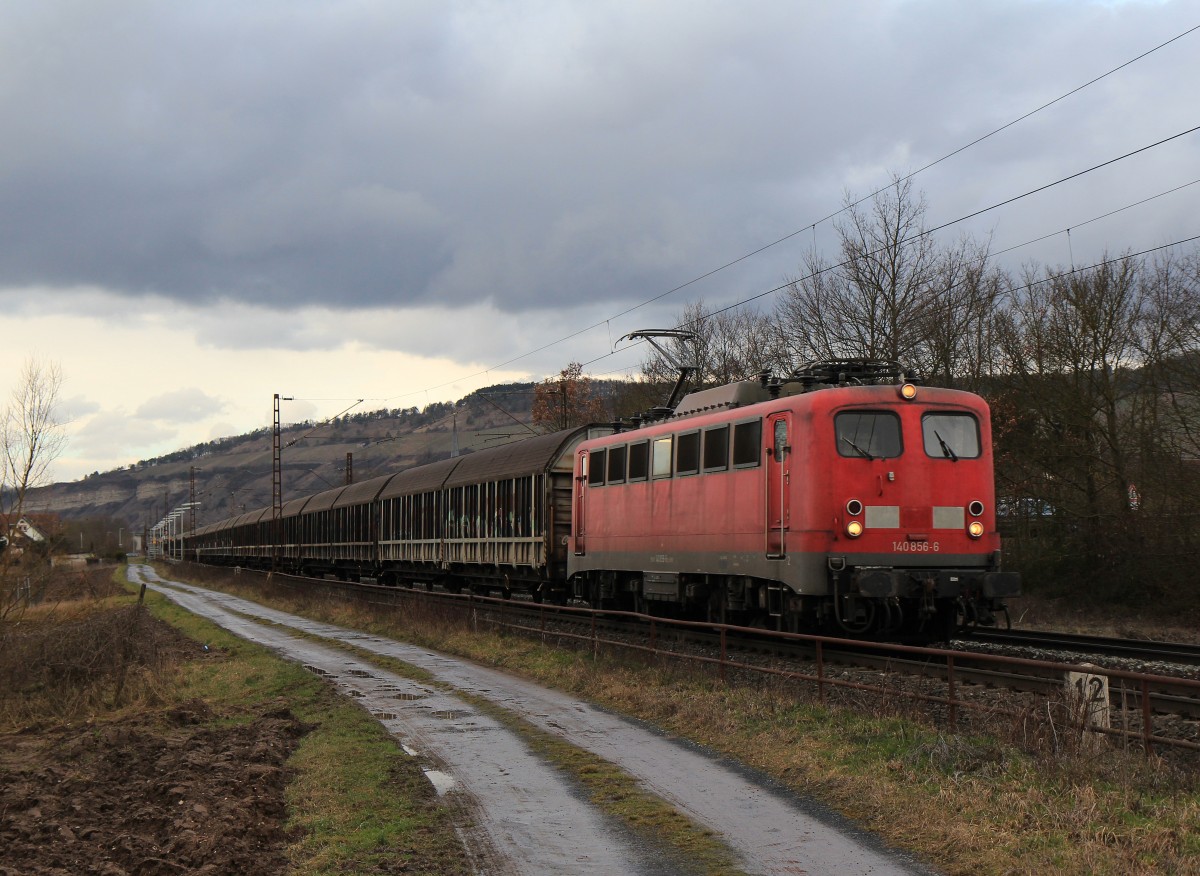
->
[933,430,958,462]
[840,436,875,460]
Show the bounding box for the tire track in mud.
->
[130,565,933,876]
[129,565,648,875]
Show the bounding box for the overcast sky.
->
[1,0,1196,483]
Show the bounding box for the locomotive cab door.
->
[766,413,791,558]
[573,450,587,556]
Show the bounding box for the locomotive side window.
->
[652,436,673,479]
[677,431,700,476]
[732,419,762,467]
[628,441,649,481]
[588,449,606,486]
[608,445,627,483]
[922,413,980,460]
[835,411,902,459]
[703,425,730,472]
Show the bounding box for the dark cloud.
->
[0,1,1196,322]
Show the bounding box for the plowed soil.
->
[0,566,312,876]
[0,701,309,876]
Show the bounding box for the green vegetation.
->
[300,632,747,876]
[133,582,477,875]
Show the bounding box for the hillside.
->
[25,382,551,535]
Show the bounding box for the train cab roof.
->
[579,373,988,455]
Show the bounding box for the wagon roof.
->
[280,494,312,517]
[333,472,399,508]
[232,507,271,527]
[303,485,349,513]
[443,427,592,487]
[378,457,461,499]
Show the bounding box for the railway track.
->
[966,627,1200,667]
[463,594,1200,731]
[479,600,1200,740]
[179,563,1200,752]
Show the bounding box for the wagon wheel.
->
[705,589,724,625]
[956,597,979,635]
[835,598,877,636]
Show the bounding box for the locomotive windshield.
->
[835,411,902,459]
[922,413,981,459]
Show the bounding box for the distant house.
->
[13,517,46,543]
[4,515,54,560]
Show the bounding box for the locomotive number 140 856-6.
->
[892,540,940,552]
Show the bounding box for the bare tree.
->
[1137,247,1200,462]
[914,235,1004,390]
[531,362,608,432]
[639,300,777,391]
[990,255,1157,595]
[2,358,67,521]
[775,176,996,387]
[1,358,67,622]
[776,176,941,368]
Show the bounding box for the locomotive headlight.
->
[899,383,918,401]
[967,520,985,538]
[968,500,985,517]
[846,520,864,538]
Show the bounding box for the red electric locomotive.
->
[182,360,1017,641]
[568,361,1019,639]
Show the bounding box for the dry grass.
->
[1012,591,1200,643]
[139,576,481,875]
[470,654,1200,875]
[169,566,1200,875]
[0,568,181,730]
[0,564,480,875]
[310,633,747,875]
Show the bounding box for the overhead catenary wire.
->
[990,177,1200,259]
[189,27,1200,503]
[580,233,1200,377]
[391,133,1200,406]
[283,398,365,449]
[377,23,1199,405]
[582,127,1200,371]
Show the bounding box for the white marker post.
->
[1065,664,1110,750]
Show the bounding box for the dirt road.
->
[130,564,935,875]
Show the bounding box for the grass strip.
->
[157,565,1200,875]
[125,571,477,875]
[248,615,750,876]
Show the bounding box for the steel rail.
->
[182,562,1200,754]
[969,628,1200,667]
